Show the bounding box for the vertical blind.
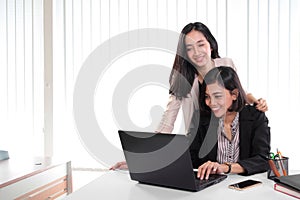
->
[1,0,300,169]
[0,0,44,156]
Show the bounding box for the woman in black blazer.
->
[189,66,270,180]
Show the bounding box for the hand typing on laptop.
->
[197,161,244,180]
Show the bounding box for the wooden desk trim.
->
[15,176,68,200]
[0,164,62,189]
[0,158,72,199]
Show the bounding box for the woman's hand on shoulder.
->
[255,98,268,112]
[109,161,128,170]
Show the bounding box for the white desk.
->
[64,170,298,200]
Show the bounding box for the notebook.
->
[118,130,227,192]
[274,174,300,192]
[274,183,300,199]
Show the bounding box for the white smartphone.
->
[228,179,262,191]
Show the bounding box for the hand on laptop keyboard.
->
[197,161,227,180]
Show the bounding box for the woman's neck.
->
[223,112,237,126]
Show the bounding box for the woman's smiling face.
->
[185,29,212,68]
[205,82,238,118]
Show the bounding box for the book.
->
[274,183,300,199]
[274,174,300,191]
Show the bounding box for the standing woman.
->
[156,22,267,134]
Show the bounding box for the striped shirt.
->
[217,113,240,164]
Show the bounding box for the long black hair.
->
[169,22,220,99]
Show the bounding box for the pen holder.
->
[267,156,289,180]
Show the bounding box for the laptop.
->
[118,130,227,192]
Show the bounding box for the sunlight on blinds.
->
[0,0,44,157]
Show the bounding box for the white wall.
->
[1,0,299,170]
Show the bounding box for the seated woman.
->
[189,66,270,180]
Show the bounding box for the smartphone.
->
[228,179,262,191]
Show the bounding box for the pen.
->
[276,149,287,176]
[268,159,281,177]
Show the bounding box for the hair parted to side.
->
[200,66,249,113]
[169,22,220,99]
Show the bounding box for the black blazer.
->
[189,105,271,175]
